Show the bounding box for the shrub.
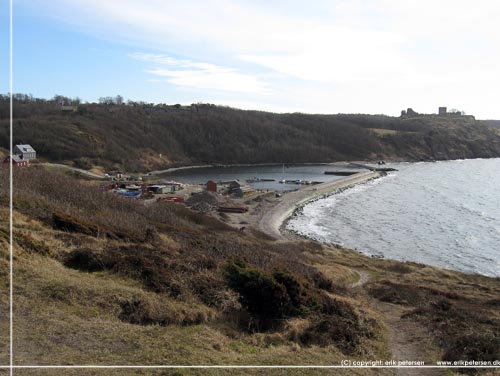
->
[223,261,290,320]
[120,299,160,325]
[443,334,500,374]
[63,248,110,272]
[300,298,376,354]
[432,299,452,311]
[64,245,186,297]
[386,262,413,274]
[53,211,156,242]
[272,271,321,316]
[53,211,99,237]
[273,271,302,310]
[486,299,500,307]
[223,261,325,324]
[189,271,229,308]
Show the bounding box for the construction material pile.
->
[185,191,221,213]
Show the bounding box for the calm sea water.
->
[287,159,500,277]
[161,164,353,191]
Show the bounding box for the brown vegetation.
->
[1,165,499,372]
[2,95,500,172]
[1,167,383,366]
[367,274,500,373]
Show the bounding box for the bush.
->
[53,211,155,242]
[63,248,110,272]
[300,298,376,354]
[272,271,321,316]
[223,261,325,324]
[386,262,413,274]
[53,211,99,237]
[224,261,290,320]
[273,271,302,310]
[432,299,452,311]
[64,246,185,297]
[443,334,500,374]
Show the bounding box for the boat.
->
[117,190,142,198]
[246,177,275,183]
[324,171,359,176]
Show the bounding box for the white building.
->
[13,144,36,160]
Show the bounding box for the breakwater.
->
[258,171,383,240]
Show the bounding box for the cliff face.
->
[1,98,499,171]
[382,119,500,161]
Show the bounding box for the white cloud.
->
[21,0,500,117]
[239,26,406,84]
[129,52,271,95]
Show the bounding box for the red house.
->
[206,180,217,192]
[3,154,29,167]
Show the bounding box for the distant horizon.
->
[2,1,500,119]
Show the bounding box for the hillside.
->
[1,165,500,372]
[1,95,500,172]
[482,120,500,129]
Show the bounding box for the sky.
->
[1,0,500,118]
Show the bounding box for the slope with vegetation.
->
[1,95,500,172]
[1,166,499,375]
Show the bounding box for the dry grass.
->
[313,262,360,287]
[0,168,388,369]
[368,128,400,136]
[1,167,499,373]
[9,250,382,369]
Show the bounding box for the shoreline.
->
[147,160,402,176]
[257,170,383,240]
[141,157,499,176]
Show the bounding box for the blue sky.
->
[2,0,500,118]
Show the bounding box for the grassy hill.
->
[1,95,500,172]
[1,166,499,372]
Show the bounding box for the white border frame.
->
[4,0,499,373]
[9,0,14,375]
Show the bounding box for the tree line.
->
[1,94,499,171]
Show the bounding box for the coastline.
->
[147,160,398,176]
[266,158,500,278]
[257,170,383,240]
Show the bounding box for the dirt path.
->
[348,269,447,376]
[42,163,105,179]
[371,300,446,376]
[348,269,371,288]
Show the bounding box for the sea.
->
[286,158,500,277]
[160,164,352,191]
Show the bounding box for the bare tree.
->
[99,97,115,105]
[115,95,124,105]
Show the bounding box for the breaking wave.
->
[286,158,500,277]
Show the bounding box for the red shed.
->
[3,155,29,167]
[206,180,217,192]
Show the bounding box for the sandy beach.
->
[255,170,382,240]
